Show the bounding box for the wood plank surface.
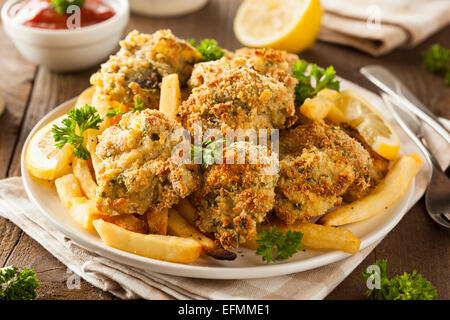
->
[0,0,448,300]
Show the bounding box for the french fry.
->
[84,129,101,177]
[55,174,103,232]
[300,95,335,121]
[91,88,114,130]
[93,219,202,263]
[277,222,360,254]
[315,89,348,123]
[72,157,97,199]
[146,208,169,235]
[318,154,423,226]
[167,209,236,260]
[75,86,96,109]
[102,215,148,234]
[175,198,199,226]
[243,220,361,254]
[159,74,181,120]
[317,88,338,99]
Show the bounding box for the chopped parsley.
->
[256,226,303,264]
[187,39,225,62]
[362,259,437,300]
[129,98,146,112]
[292,60,340,105]
[106,106,123,118]
[191,138,226,167]
[106,98,146,119]
[52,104,102,160]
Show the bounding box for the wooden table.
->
[0,0,448,300]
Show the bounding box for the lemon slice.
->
[234,0,322,53]
[332,90,400,160]
[26,115,73,180]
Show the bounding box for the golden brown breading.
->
[179,65,296,135]
[275,121,374,224]
[95,109,200,216]
[189,48,299,94]
[339,123,390,201]
[192,142,279,249]
[90,30,201,108]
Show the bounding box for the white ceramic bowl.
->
[129,0,208,17]
[1,0,129,71]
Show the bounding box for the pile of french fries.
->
[48,74,423,265]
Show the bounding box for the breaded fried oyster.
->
[189,48,299,94]
[95,109,200,216]
[179,65,296,135]
[90,30,201,108]
[275,121,374,225]
[192,142,279,249]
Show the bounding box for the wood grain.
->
[0,0,448,300]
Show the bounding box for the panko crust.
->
[179,65,297,135]
[95,109,200,216]
[189,48,299,95]
[275,121,374,224]
[90,29,201,108]
[192,142,279,249]
[339,124,389,201]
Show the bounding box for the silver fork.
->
[382,94,450,229]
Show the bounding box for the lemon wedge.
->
[234,0,322,53]
[26,115,73,180]
[331,90,400,160]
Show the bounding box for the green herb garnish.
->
[106,107,123,118]
[256,226,303,264]
[129,98,146,113]
[106,98,146,119]
[50,0,86,15]
[0,266,39,300]
[423,44,450,86]
[292,60,340,105]
[362,259,437,300]
[188,39,225,62]
[191,138,226,167]
[52,104,102,160]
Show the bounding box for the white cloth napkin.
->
[319,0,450,56]
[0,80,448,300]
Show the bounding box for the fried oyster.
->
[179,65,297,135]
[275,121,375,225]
[192,141,279,249]
[94,109,200,216]
[90,29,201,108]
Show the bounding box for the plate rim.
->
[20,96,415,280]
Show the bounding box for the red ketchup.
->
[11,0,115,30]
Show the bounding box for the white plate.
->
[21,86,414,280]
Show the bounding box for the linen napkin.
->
[319,0,450,56]
[0,81,449,300]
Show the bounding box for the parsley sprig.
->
[50,0,85,15]
[106,98,146,119]
[52,104,102,160]
[292,60,340,105]
[191,138,226,167]
[362,260,437,300]
[0,266,39,300]
[423,44,450,86]
[187,39,225,62]
[256,226,303,264]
